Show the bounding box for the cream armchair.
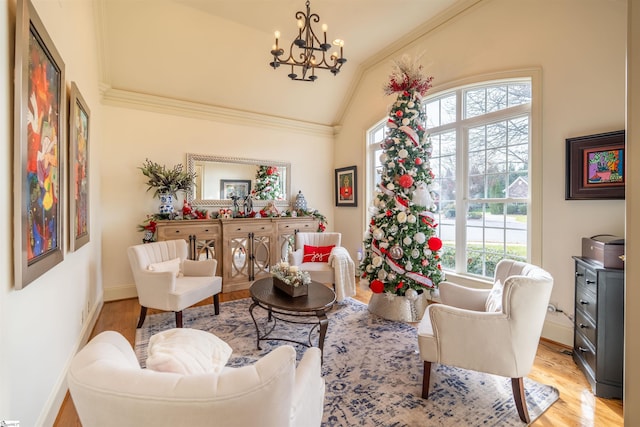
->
[417,259,553,423]
[127,239,222,328]
[68,331,325,427]
[288,232,356,301]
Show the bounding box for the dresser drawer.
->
[158,223,220,240]
[574,331,596,376]
[277,220,315,231]
[224,222,273,235]
[576,282,597,323]
[575,308,596,347]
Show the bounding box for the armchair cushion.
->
[485,279,503,312]
[148,257,181,277]
[302,245,335,263]
[182,258,217,277]
[146,328,232,375]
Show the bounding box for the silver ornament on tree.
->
[405,288,419,301]
[389,245,404,259]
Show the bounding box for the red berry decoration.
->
[395,110,403,117]
[415,157,423,165]
[398,174,414,188]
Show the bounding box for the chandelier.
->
[269,0,346,82]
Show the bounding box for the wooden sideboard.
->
[156,217,318,292]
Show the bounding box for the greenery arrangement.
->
[139,159,196,198]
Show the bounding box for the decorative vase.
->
[367,291,432,322]
[294,190,308,211]
[158,193,175,214]
[273,276,309,297]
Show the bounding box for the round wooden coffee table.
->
[249,277,336,360]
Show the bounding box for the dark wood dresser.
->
[572,256,624,399]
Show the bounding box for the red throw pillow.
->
[303,245,335,263]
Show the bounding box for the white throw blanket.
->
[329,247,356,302]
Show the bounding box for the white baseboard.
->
[541,318,574,347]
[104,283,138,301]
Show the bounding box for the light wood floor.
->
[55,286,623,426]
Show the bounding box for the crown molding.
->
[101,87,336,138]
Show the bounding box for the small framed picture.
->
[220,179,251,199]
[566,130,625,200]
[335,166,357,207]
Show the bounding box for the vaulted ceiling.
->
[97,0,472,127]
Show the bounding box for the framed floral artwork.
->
[335,166,357,207]
[565,130,625,200]
[14,0,66,288]
[69,82,90,251]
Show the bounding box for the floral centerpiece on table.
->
[271,261,311,287]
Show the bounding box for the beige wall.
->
[0,0,103,425]
[100,105,334,300]
[335,0,626,347]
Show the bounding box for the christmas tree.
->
[252,165,283,200]
[360,55,444,298]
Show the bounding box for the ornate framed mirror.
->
[186,153,290,208]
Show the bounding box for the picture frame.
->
[220,179,251,199]
[566,130,625,200]
[14,0,66,289]
[335,166,357,207]
[69,82,90,251]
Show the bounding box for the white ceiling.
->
[98,0,464,126]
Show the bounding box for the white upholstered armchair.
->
[127,239,222,328]
[417,259,554,423]
[68,331,325,427]
[288,232,356,301]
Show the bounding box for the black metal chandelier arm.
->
[269,0,346,82]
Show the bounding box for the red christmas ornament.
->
[428,237,443,251]
[267,167,273,175]
[421,259,428,266]
[395,110,403,118]
[398,174,414,188]
[386,210,393,217]
[414,157,423,166]
[370,279,385,293]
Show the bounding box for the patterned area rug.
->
[135,298,559,426]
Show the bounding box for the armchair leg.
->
[213,294,220,315]
[422,361,432,399]
[136,306,148,328]
[511,377,530,424]
[175,311,183,328]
